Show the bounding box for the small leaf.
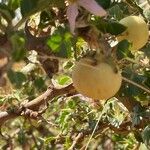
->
[142,44,150,58]
[108,4,124,20]
[93,18,127,35]
[0,3,15,22]
[142,125,150,149]
[47,27,73,58]
[121,68,146,97]
[8,0,20,10]
[107,21,127,35]
[64,136,72,149]
[45,136,56,144]
[39,11,55,28]
[10,33,26,61]
[96,0,111,9]
[34,77,46,90]
[144,9,150,21]
[7,69,26,88]
[20,0,38,16]
[18,129,26,145]
[133,131,143,142]
[47,34,62,52]
[57,75,72,85]
[116,40,134,60]
[144,70,150,88]
[67,99,76,109]
[63,61,74,69]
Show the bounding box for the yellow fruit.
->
[117,16,149,51]
[72,57,122,100]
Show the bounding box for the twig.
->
[68,133,83,150]
[85,112,103,150]
[122,76,150,94]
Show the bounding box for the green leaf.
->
[56,109,71,131]
[7,69,26,88]
[34,77,46,90]
[20,0,65,18]
[47,34,62,52]
[0,97,5,105]
[20,0,38,17]
[10,33,26,61]
[107,21,127,35]
[18,129,26,145]
[142,125,150,149]
[0,3,15,22]
[47,27,73,58]
[144,9,150,21]
[67,99,76,109]
[142,44,150,58]
[116,40,134,60]
[133,131,143,142]
[93,18,127,35]
[57,75,72,86]
[39,10,55,28]
[144,70,150,88]
[8,0,20,10]
[121,67,146,97]
[95,0,111,9]
[45,136,56,144]
[64,136,71,149]
[108,4,124,20]
[63,61,74,69]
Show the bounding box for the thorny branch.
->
[0,84,75,126]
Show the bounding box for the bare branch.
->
[0,84,75,126]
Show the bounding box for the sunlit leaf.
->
[96,0,111,9]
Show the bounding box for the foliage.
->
[0,0,149,149]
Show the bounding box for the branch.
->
[0,84,75,126]
[0,82,147,130]
[68,133,83,150]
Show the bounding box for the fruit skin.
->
[72,57,122,100]
[117,16,149,51]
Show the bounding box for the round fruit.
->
[117,16,149,51]
[72,57,122,100]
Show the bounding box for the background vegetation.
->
[0,0,150,149]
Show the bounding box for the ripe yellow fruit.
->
[72,57,122,100]
[117,16,149,51]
